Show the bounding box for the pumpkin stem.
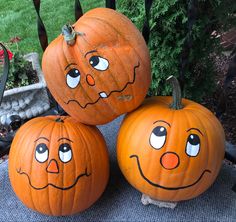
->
[55,117,64,123]
[62,24,84,46]
[166,75,183,110]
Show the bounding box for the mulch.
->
[201,53,236,145]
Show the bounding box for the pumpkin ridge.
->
[67,122,93,213]
[62,34,114,117]
[10,120,37,212]
[59,119,65,215]
[129,155,211,190]
[52,40,100,117]
[163,109,177,200]
[47,119,58,215]
[68,36,102,108]
[76,19,138,112]
[65,62,140,109]
[16,168,90,190]
[29,119,53,214]
[75,18,138,113]
[82,16,150,72]
[77,126,95,207]
[179,109,198,199]
[63,119,83,214]
[185,108,215,198]
[62,119,76,214]
[186,108,225,166]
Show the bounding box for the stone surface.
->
[0,53,50,124]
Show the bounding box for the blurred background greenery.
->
[0,0,104,55]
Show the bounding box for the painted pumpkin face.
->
[9,116,109,216]
[117,78,225,201]
[42,8,151,125]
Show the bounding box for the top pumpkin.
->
[42,8,151,125]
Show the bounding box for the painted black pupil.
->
[68,68,80,78]
[152,126,167,137]
[188,134,200,145]
[59,143,71,153]
[36,143,48,154]
[89,56,99,67]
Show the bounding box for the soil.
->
[201,53,236,145]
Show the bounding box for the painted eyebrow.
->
[65,63,77,71]
[57,138,73,143]
[187,128,203,136]
[84,50,97,58]
[153,120,171,127]
[34,137,49,142]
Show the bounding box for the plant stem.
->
[62,24,84,46]
[166,75,183,110]
[55,117,64,123]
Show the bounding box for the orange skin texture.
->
[42,8,151,125]
[9,116,109,216]
[117,96,225,201]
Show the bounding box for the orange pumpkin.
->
[117,76,225,202]
[9,116,109,216]
[42,8,151,125]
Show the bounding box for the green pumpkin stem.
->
[62,24,84,46]
[166,75,183,110]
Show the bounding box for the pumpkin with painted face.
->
[117,76,225,201]
[9,116,109,216]
[42,8,151,125]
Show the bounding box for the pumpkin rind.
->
[9,116,109,216]
[42,8,151,125]
[117,96,225,201]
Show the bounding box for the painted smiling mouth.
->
[16,168,91,190]
[130,155,211,190]
[65,62,140,109]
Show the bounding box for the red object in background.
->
[0,49,14,60]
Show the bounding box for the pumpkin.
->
[9,116,109,216]
[117,76,225,202]
[42,8,151,125]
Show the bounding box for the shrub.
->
[117,0,236,101]
[6,52,37,90]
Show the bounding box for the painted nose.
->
[86,74,95,86]
[160,152,180,170]
[46,159,59,174]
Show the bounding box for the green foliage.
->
[6,52,37,90]
[118,0,236,101]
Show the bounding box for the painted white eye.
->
[66,68,80,88]
[89,56,109,71]
[59,143,72,163]
[150,126,167,149]
[35,143,49,163]
[186,134,200,157]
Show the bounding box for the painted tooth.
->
[99,92,108,98]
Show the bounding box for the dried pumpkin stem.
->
[166,75,183,110]
[62,24,84,46]
[55,117,64,123]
